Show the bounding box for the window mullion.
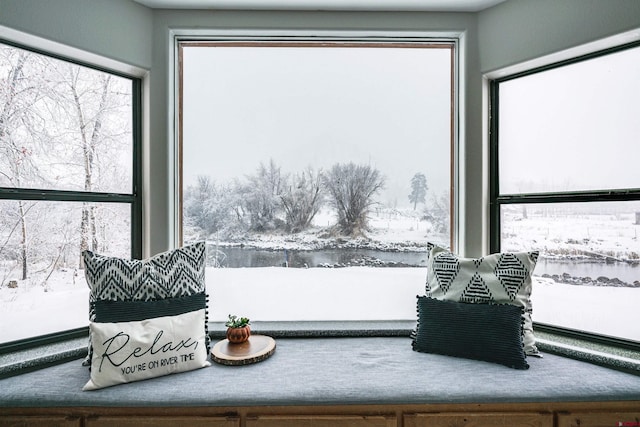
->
[496,188,640,205]
[0,187,135,203]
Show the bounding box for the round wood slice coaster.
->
[210,334,276,366]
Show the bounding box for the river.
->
[535,258,639,284]
[211,247,427,268]
[209,247,639,284]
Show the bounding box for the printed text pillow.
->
[84,294,210,390]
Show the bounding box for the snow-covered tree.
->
[184,175,240,239]
[324,162,385,236]
[53,65,131,266]
[239,159,286,232]
[0,48,45,280]
[0,43,133,283]
[423,191,450,235]
[280,167,324,233]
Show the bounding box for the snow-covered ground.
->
[1,207,638,344]
[532,277,639,340]
[0,268,89,342]
[502,208,640,263]
[2,266,637,344]
[208,267,426,321]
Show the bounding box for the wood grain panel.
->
[0,416,80,427]
[404,412,553,427]
[85,416,239,427]
[247,415,397,427]
[557,412,640,427]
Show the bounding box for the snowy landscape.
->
[1,42,638,346]
[1,206,639,343]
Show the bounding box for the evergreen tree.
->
[408,173,428,210]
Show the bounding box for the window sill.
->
[535,331,640,375]
[0,336,87,380]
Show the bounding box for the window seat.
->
[1,336,640,409]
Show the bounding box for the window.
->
[0,41,141,348]
[490,42,640,344]
[179,38,455,322]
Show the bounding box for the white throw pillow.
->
[83,309,210,391]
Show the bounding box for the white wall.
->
[478,0,640,73]
[1,0,639,258]
[0,0,153,69]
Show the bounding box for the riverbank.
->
[203,207,448,253]
[203,206,639,285]
[211,233,429,253]
[539,272,640,288]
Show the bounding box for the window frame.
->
[0,38,143,353]
[175,34,460,250]
[174,33,460,325]
[489,40,640,350]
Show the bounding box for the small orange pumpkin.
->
[226,325,251,344]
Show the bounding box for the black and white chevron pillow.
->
[82,242,208,365]
[425,243,539,356]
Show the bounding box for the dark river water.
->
[210,247,427,268]
[209,247,639,283]
[535,259,639,284]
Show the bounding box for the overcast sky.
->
[499,44,640,194]
[181,44,452,208]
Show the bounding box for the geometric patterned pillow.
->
[425,242,540,356]
[82,242,208,365]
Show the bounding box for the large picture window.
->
[0,41,141,347]
[490,42,640,344]
[179,39,455,322]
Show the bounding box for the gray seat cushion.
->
[1,337,640,407]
